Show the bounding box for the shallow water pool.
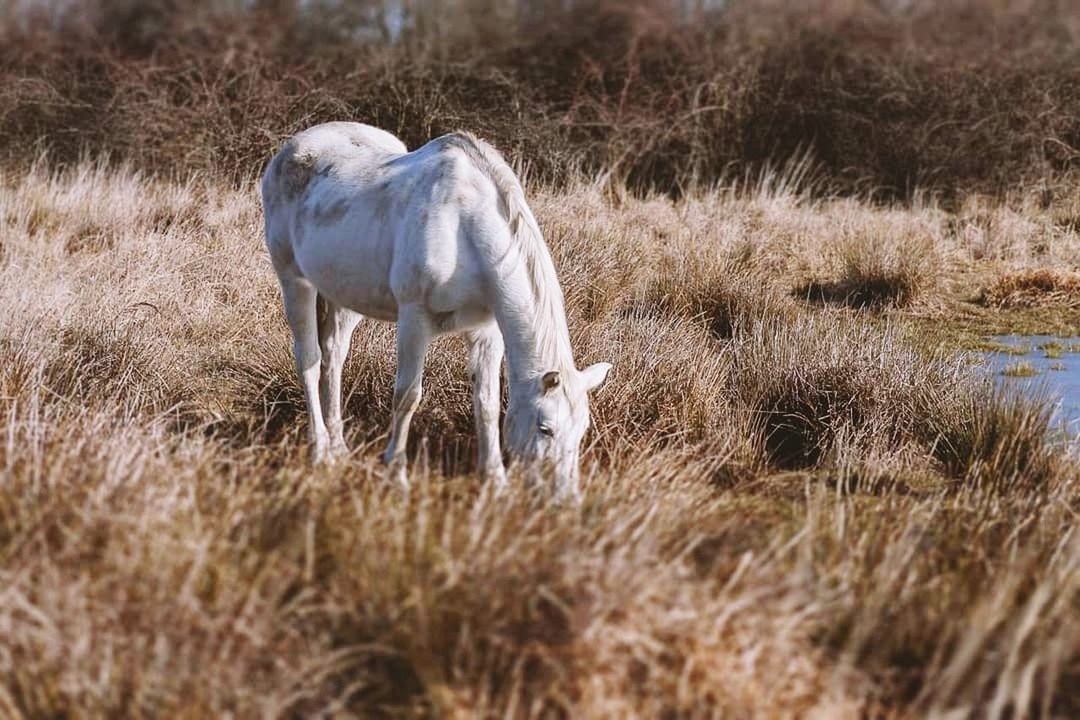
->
[980,335,1080,434]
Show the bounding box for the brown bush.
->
[1,0,1078,197]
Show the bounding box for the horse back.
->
[260,124,513,328]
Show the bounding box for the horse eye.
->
[538,422,555,437]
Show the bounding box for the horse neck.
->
[491,242,576,391]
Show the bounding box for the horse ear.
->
[542,370,560,393]
[581,363,612,392]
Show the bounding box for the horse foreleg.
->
[280,276,330,464]
[317,295,363,459]
[382,304,432,490]
[467,324,507,493]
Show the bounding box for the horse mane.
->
[444,132,576,376]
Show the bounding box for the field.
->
[2,1,1080,717]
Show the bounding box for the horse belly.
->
[292,216,398,321]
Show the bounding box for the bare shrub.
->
[1,0,1078,197]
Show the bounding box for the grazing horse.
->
[260,122,611,501]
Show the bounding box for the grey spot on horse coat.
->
[372,185,393,222]
[432,310,455,332]
[281,151,317,200]
[313,198,350,225]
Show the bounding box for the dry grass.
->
[1000,361,1040,378]
[1,162,1078,717]
[979,268,1080,309]
[794,222,940,309]
[3,3,1079,715]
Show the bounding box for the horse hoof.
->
[553,487,583,507]
[482,466,508,495]
[383,460,410,494]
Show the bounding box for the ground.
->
[0,162,1077,717]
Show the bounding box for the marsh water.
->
[980,335,1080,434]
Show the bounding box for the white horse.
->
[260,122,611,501]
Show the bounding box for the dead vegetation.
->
[979,268,1080,309]
[1,1,1080,716]
[0,162,1077,717]
[795,226,940,309]
[1,0,1078,197]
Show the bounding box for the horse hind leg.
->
[317,293,363,459]
[278,274,331,464]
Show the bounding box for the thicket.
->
[1,0,1078,199]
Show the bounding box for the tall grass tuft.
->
[925,384,1062,491]
[796,222,941,309]
[979,268,1080,309]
